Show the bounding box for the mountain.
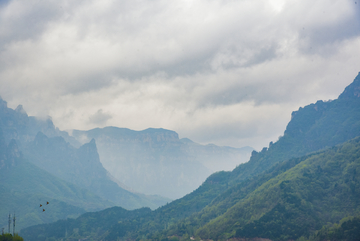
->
[21,131,169,210]
[71,127,252,199]
[20,72,360,240]
[192,137,360,240]
[0,129,112,231]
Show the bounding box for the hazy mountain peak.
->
[338,71,360,99]
[15,104,27,115]
[82,138,97,149]
[77,138,100,163]
[34,131,48,141]
[180,137,195,144]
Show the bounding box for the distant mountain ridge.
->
[72,127,252,199]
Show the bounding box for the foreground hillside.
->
[192,137,360,240]
[20,73,360,240]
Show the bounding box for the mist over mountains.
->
[72,127,252,199]
[0,95,252,231]
[18,72,360,241]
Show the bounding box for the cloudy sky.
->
[0,0,359,150]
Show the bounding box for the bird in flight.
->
[40,202,49,210]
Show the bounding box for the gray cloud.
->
[88,109,113,126]
[0,0,359,150]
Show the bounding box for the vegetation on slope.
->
[194,136,360,240]
[0,233,24,241]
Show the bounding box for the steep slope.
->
[192,136,360,240]
[0,130,112,231]
[71,127,252,199]
[230,72,360,184]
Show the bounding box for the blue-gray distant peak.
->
[75,126,179,142]
[15,104,27,115]
[180,138,195,144]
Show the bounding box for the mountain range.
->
[18,72,360,240]
[71,127,252,199]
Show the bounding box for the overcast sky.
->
[0,0,359,150]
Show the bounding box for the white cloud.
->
[0,0,359,150]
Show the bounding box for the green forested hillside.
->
[19,206,152,241]
[193,137,360,240]
[307,216,360,241]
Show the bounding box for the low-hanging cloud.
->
[0,0,359,150]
